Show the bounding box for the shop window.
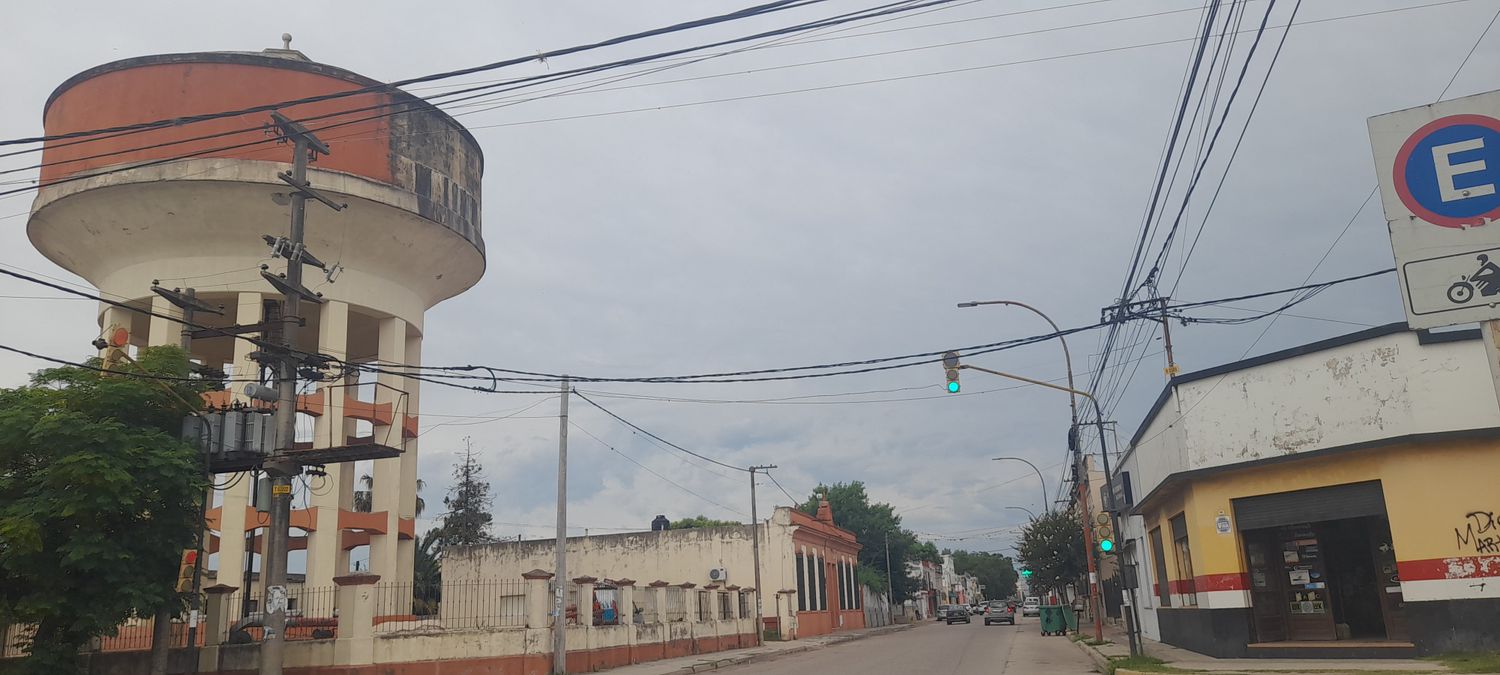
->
[1150,527,1170,607]
[1170,514,1198,607]
[795,553,807,611]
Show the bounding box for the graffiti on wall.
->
[1456,511,1500,555]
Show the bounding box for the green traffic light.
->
[947,381,960,393]
[1020,569,1033,577]
[1099,539,1115,553]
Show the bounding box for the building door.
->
[1279,523,1336,641]
[1245,529,1287,642]
[1368,517,1408,640]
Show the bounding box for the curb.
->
[1073,637,1112,674]
[663,623,913,674]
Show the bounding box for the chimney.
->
[815,494,834,523]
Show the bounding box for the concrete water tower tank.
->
[27,40,486,590]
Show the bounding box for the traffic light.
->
[1020,568,1033,578]
[175,550,199,593]
[1093,512,1116,554]
[943,351,961,393]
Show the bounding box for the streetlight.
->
[1005,505,1037,521]
[958,298,1116,646]
[992,456,1048,515]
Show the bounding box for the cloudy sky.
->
[1,0,1496,560]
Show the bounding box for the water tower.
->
[27,39,485,592]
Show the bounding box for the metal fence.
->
[376,580,526,632]
[664,588,687,622]
[220,585,339,643]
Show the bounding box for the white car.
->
[1021,598,1041,617]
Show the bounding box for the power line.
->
[0,342,253,383]
[572,390,748,472]
[569,420,747,518]
[766,471,803,505]
[0,0,834,149]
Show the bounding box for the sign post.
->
[1370,91,1500,389]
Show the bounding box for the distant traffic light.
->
[175,550,199,593]
[943,351,961,393]
[1020,568,1033,578]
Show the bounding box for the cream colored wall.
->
[445,508,803,634]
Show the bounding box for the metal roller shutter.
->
[1231,480,1386,530]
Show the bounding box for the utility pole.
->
[552,377,570,675]
[747,464,775,646]
[261,112,341,675]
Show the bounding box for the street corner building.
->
[444,500,872,646]
[1114,322,1500,658]
[26,42,483,597]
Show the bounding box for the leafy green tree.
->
[440,443,494,548]
[799,482,922,602]
[668,515,741,529]
[1017,510,1086,598]
[951,550,1019,601]
[0,347,212,672]
[913,541,941,564]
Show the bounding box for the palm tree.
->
[352,473,425,516]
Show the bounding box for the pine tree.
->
[440,439,495,548]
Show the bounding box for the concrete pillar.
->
[573,577,596,627]
[369,316,406,590]
[649,582,669,623]
[197,584,238,672]
[304,301,349,590]
[396,333,421,587]
[616,580,636,625]
[523,569,555,629]
[680,583,699,623]
[214,293,262,604]
[333,574,379,666]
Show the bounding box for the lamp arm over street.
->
[992,457,1048,515]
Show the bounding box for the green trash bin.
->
[1062,604,1079,632]
[1038,605,1067,635]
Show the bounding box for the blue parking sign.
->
[1394,114,1500,228]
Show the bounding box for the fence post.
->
[615,579,636,625]
[572,576,597,627]
[523,569,554,629]
[648,581,670,623]
[197,584,238,672]
[679,583,698,623]
[333,573,380,666]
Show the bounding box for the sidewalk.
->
[599,623,914,675]
[1074,621,1446,674]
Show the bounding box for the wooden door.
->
[1283,524,1336,641]
[1245,530,1287,642]
[1369,517,1409,640]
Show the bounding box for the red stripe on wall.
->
[1194,572,1249,592]
[1398,555,1500,581]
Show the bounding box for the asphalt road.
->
[720,614,1098,674]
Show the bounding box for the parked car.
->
[935,604,953,621]
[983,600,1015,625]
[941,604,970,625]
[1021,597,1041,617]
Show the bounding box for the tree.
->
[951,550,1019,601]
[668,515,740,529]
[1017,510,1086,598]
[0,347,212,672]
[412,528,444,615]
[798,482,922,602]
[353,474,425,517]
[440,442,494,548]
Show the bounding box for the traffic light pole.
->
[957,364,1104,642]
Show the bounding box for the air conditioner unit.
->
[708,568,728,583]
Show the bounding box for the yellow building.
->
[1115,323,1500,658]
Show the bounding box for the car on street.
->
[1021,597,1041,617]
[940,604,970,624]
[983,600,1015,625]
